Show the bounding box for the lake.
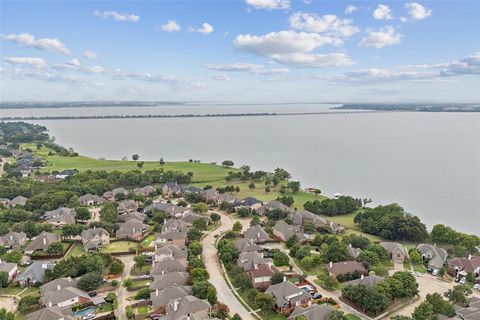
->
[3,104,478,234]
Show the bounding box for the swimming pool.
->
[72,306,96,318]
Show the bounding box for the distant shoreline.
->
[0,110,400,121]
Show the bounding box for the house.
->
[237,252,273,272]
[182,186,202,195]
[103,187,128,200]
[448,255,480,278]
[162,182,183,198]
[55,169,78,179]
[380,242,406,263]
[153,244,188,262]
[8,195,28,208]
[416,243,448,270]
[119,211,147,223]
[16,261,55,287]
[40,277,76,296]
[40,286,91,308]
[243,225,270,244]
[215,193,237,206]
[81,227,110,252]
[235,197,263,210]
[165,295,211,320]
[273,220,306,242]
[144,203,189,217]
[247,263,278,290]
[25,232,61,255]
[266,281,312,314]
[181,211,200,224]
[0,260,18,281]
[344,275,384,288]
[347,244,362,259]
[117,200,139,214]
[26,305,74,320]
[257,200,291,215]
[288,210,326,228]
[0,231,27,248]
[78,194,105,206]
[156,230,187,249]
[116,219,148,240]
[288,304,336,320]
[150,285,192,309]
[452,297,480,320]
[133,185,155,197]
[326,261,367,278]
[43,207,76,228]
[202,189,220,203]
[235,238,263,253]
[150,258,188,275]
[162,219,188,233]
[150,272,189,291]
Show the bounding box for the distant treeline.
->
[335,103,480,112]
[0,101,187,109]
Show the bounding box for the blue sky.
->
[1,0,479,102]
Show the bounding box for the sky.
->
[0,0,479,103]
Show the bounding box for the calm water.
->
[4,105,478,234]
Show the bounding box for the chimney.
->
[48,302,52,307]
[349,244,352,248]
[361,274,364,280]
[57,285,61,290]
[162,270,165,275]
[42,264,48,269]
[468,254,472,260]
[43,237,47,245]
[156,289,159,297]
[283,276,286,282]
[329,261,333,268]
[173,299,179,311]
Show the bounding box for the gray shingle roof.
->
[266,281,311,307]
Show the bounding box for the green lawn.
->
[345,315,362,320]
[1,286,23,295]
[257,310,286,320]
[97,303,114,313]
[137,304,148,315]
[100,241,138,253]
[19,287,40,298]
[65,242,86,257]
[140,234,155,247]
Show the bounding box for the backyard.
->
[100,241,138,254]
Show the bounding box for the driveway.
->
[202,212,254,320]
[391,273,456,317]
[115,255,135,320]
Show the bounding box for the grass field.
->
[345,314,362,320]
[65,242,86,258]
[100,241,138,253]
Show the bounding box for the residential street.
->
[202,212,254,320]
[116,255,135,320]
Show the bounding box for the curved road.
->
[202,212,254,320]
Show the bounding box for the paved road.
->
[202,212,254,320]
[116,255,135,320]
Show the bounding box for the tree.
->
[287,181,301,193]
[276,195,294,206]
[250,216,260,226]
[47,242,64,255]
[248,182,255,190]
[210,212,221,223]
[135,288,150,300]
[270,272,285,285]
[218,240,238,264]
[132,154,139,161]
[193,217,208,230]
[273,252,289,266]
[232,314,242,320]
[159,158,165,166]
[0,272,8,288]
[444,285,472,306]
[324,241,349,263]
[192,281,211,299]
[221,160,234,168]
[409,250,421,263]
[77,272,104,291]
[62,224,85,238]
[188,241,203,257]
[327,310,346,320]
[207,286,218,305]
[193,202,209,213]
[412,301,435,320]
[109,260,124,275]
[213,303,229,319]
[0,308,14,320]
[237,208,252,218]
[425,293,455,317]
[100,202,118,224]
[75,207,91,221]
[286,234,299,248]
[3,249,22,263]
[254,292,275,311]
[137,161,144,168]
[18,296,39,313]
[134,255,147,269]
[265,186,270,193]
[187,228,203,242]
[313,189,322,197]
[232,221,242,234]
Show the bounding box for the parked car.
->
[460,277,466,284]
[82,313,96,320]
[312,293,322,299]
[432,269,439,276]
[473,283,480,291]
[88,291,97,297]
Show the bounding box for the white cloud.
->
[83,50,100,59]
[93,10,139,22]
[373,4,393,20]
[67,59,81,66]
[269,52,353,68]
[197,23,214,34]
[3,57,47,69]
[345,5,357,15]
[289,12,359,38]
[245,0,290,10]
[159,20,181,32]
[211,74,231,81]
[0,33,70,54]
[234,30,353,68]
[318,52,480,84]
[405,2,432,20]
[359,26,402,48]
[205,62,289,75]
